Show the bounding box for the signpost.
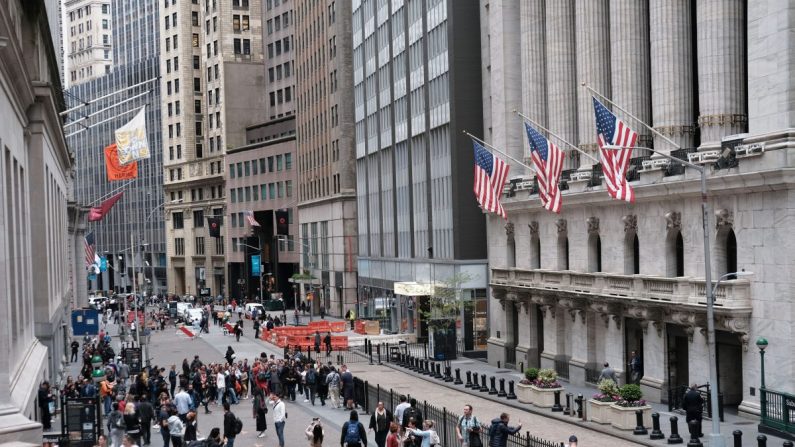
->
[60,396,101,447]
[71,309,100,336]
[125,346,143,374]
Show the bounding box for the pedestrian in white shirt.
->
[217,371,226,403]
[270,393,286,447]
[394,395,411,431]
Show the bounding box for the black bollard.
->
[488,376,498,395]
[444,366,454,382]
[783,441,793,447]
[423,360,430,375]
[668,416,683,444]
[454,368,463,385]
[465,371,473,388]
[634,410,648,436]
[687,420,702,446]
[650,413,665,440]
[377,344,382,365]
[564,393,572,416]
[479,374,489,392]
[731,430,742,447]
[435,363,443,379]
[756,435,767,447]
[472,373,479,390]
[507,380,517,400]
[497,378,507,398]
[576,394,584,419]
[551,390,563,412]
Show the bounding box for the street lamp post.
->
[240,243,263,303]
[756,337,768,422]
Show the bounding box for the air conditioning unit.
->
[734,142,765,158]
[569,171,592,182]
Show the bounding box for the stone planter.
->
[609,404,652,430]
[516,382,533,404]
[587,399,615,424]
[530,385,564,408]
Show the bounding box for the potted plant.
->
[588,379,619,424]
[609,384,652,430]
[516,368,538,403]
[529,368,565,408]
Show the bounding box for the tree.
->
[416,272,476,331]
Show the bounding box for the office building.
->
[351,0,486,343]
[63,0,113,87]
[484,0,795,417]
[0,0,80,441]
[67,0,166,296]
[293,0,358,317]
[160,0,267,297]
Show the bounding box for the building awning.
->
[394,282,434,296]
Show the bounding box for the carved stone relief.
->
[587,217,600,234]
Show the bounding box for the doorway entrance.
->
[667,325,690,396]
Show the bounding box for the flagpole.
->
[65,106,145,138]
[60,76,159,117]
[462,130,537,174]
[512,110,599,163]
[581,83,723,447]
[89,180,134,206]
[63,91,153,130]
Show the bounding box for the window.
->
[215,236,224,255]
[233,15,241,32]
[236,163,243,177]
[166,60,171,73]
[102,19,109,29]
[244,161,250,176]
[229,164,235,178]
[194,77,201,92]
[195,237,205,255]
[667,230,685,277]
[230,189,237,203]
[192,33,199,47]
[195,121,203,136]
[233,38,241,54]
[276,155,283,171]
[242,16,250,31]
[169,146,174,160]
[192,11,199,26]
[173,212,184,229]
[175,238,185,255]
[195,100,202,114]
[268,68,274,82]
[282,12,289,27]
[196,143,203,158]
[193,55,200,69]
[175,101,180,115]
[286,180,292,197]
[102,4,109,13]
[588,233,602,272]
[165,37,170,51]
[103,34,109,45]
[177,145,182,158]
[530,230,541,269]
[277,182,284,198]
[557,231,569,270]
[269,183,276,199]
[193,210,205,227]
[175,79,180,92]
[243,39,250,55]
[285,153,292,170]
[251,160,258,175]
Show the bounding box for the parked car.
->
[176,302,194,321]
[186,308,204,325]
[245,303,265,319]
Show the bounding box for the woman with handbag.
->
[252,387,269,438]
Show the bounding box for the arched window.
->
[506,236,516,268]
[666,231,685,277]
[624,232,640,275]
[588,234,602,272]
[726,229,737,279]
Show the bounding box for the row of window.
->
[174,236,224,256]
[300,174,341,201]
[68,4,108,22]
[168,186,224,203]
[267,36,292,59]
[230,235,294,253]
[69,64,111,82]
[229,154,292,179]
[70,36,112,54]
[268,62,292,82]
[298,140,339,173]
[269,87,293,106]
[266,11,291,34]
[229,181,293,203]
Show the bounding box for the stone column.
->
[650,0,695,153]
[575,0,611,169]
[539,305,558,370]
[696,0,747,149]
[640,321,666,402]
[604,314,626,384]
[545,0,578,170]
[515,299,536,370]
[569,309,588,386]
[520,0,547,124]
[487,292,508,367]
[688,327,711,385]
[610,0,651,152]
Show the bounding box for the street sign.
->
[71,309,100,336]
[61,396,100,447]
[251,255,261,275]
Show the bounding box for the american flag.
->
[525,123,564,213]
[593,97,637,203]
[84,232,99,272]
[245,210,261,227]
[472,139,510,219]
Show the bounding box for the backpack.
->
[109,412,125,430]
[306,368,316,385]
[403,407,421,426]
[234,416,243,435]
[430,430,441,446]
[344,421,360,444]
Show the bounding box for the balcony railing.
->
[491,268,752,309]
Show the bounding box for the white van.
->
[186,308,204,325]
[245,303,264,319]
[176,302,194,321]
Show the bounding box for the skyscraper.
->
[159,0,267,297]
[66,0,165,295]
[63,0,114,87]
[294,0,358,317]
[351,0,486,341]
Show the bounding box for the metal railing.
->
[585,366,601,385]
[667,384,724,422]
[350,380,564,447]
[760,388,795,435]
[554,359,570,380]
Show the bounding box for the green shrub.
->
[524,368,539,381]
[597,379,619,397]
[619,384,643,402]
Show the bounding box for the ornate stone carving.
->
[568,309,585,324]
[539,305,556,320]
[611,314,622,330]
[716,315,749,334]
[639,320,649,335]
[505,221,515,238]
[528,221,539,237]
[740,333,750,352]
[652,321,664,338]
[555,219,567,234]
[599,313,610,328]
[587,217,600,234]
[492,288,507,301]
[665,211,681,231]
[714,209,734,230]
[622,214,637,233]
[685,326,695,343]
[521,301,529,315]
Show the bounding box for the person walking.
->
[306,419,325,447]
[394,396,410,429]
[401,399,423,429]
[385,423,400,447]
[325,367,341,409]
[368,401,393,447]
[682,384,704,438]
[168,365,177,398]
[314,331,322,354]
[305,363,318,405]
[597,362,618,384]
[71,339,80,362]
[565,435,578,447]
[270,392,287,447]
[222,402,240,447]
[234,322,243,342]
[340,410,368,447]
[252,387,269,438]
[324,332,333,356]
[347,309,356,330]
[173,386,192,422]
[183,412,198,443]
[122,403,141,446]
[136,395,154,446]
[254,319,261,340]
[486,413,521,447]
[167,407,185,447]
[225,346,236,366]
[320,306,326,320]
[628,351,642,384]
[108,402,126,447]
[456,404,482,447]
[340,365,354,410]
[38,381,53,431]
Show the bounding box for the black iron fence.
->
[584,366,601,385]
[553,359,570,381]
[760,388,795,436]
[667,384,724,422]
[350,378,564,447]
[284,344,370,364]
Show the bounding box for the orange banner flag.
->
[104,143,138,181]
